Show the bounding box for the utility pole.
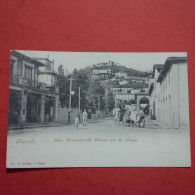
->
[68,77,74,111]
[98,95,100,118]
[78,86,81,113]
[106,94,109,116]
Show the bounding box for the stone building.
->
[113,87,149,113]
[8,50,59,126]
[149,57,189,129]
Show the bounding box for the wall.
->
[115,93,135,101]
[57,105,80,123]
[179,63,190,129]
[38,74,52,85]
[155,62,189,130]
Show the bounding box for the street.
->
[8,117,181,137]
[7,118,191,168]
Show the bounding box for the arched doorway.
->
[129,99,136,105]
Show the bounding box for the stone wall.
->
[57,106,80,123]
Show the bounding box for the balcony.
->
[22,77,38,88]
[9,75,19,84]
[10,76,58,93]
[22,77,58,93]
[38,82,47,90]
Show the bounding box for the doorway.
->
[8,89,21,124]
[27,93,41,122]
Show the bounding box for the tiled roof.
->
[149,83,154,95]
[135,91,149,95]
[153,64,163,74]
[11,50,47,67]
[157,57,187,82]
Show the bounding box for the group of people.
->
[68,109,88,129]
[114,108,148,128]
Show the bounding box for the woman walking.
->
[83,109,88,126]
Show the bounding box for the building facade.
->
[8,50,59,126]
[113,86,149,113]
[149,57,189,129]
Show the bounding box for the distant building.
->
[119,80,128,85]
[111,87,132,94]
[112,87,147,95]
[113,86,149,113]
[115,72,127,78]
[93,69,112,80]
[8,50,59,126]
[131,89,141,94]
[115,93,136,101]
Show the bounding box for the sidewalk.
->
[144,119,172,129]
[8,121,68,131]
[8,117,107,131]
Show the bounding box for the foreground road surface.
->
[7,118,191,168]
[8,117,179,136]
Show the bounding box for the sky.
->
[18,50,187,73]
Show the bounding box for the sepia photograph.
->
[6,50,191,168]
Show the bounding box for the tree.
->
[57,65,92,109]
[71,68,90,111]
[105,90,115,112]
[58,65,64,76]
[57,65,72,108]
[87,79,105,111]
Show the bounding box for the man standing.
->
[68,111,71,125]
[83,109,88,126]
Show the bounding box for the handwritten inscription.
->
[16,139,36,144]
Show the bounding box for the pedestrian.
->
[68,111,71,125]
[131,109,137,126]
[83,109,88,126]
[124,112,131,127]
[75,115,79,129]
[78,112,81,121]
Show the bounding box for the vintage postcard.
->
[6,51,191,168]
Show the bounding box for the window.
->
[165,76,167,89]
[168,71,170,85]
[25,65,32,80]
[10,60,15,81]
[34,68,38,82]
[163,81,164,91]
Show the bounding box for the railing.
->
[38,82,47,90]
[22,77,57,92]
[22,77,38,88]
[45,84,55,92]
[39,83,58,92]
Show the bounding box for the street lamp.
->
[78,86,81,113]
[68,77,74,111]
